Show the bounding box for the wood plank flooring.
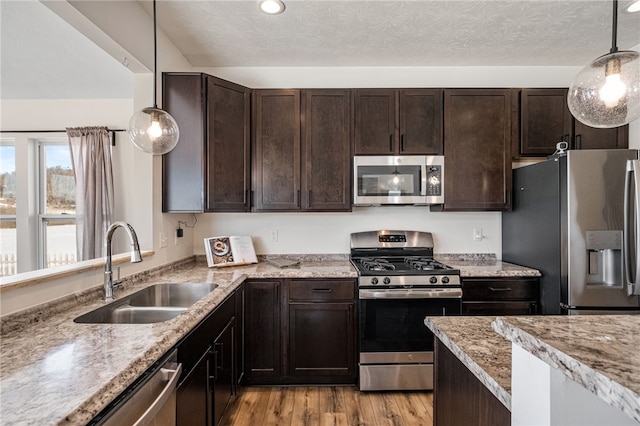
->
[220,386,434,426]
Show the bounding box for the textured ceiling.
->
[1,0,640,100]
[150,0,640,67]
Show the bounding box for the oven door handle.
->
[359,289,462,299]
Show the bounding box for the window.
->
[0,136,77,277]
[38,141,76,269]
[0,142,17,276]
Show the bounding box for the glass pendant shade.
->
[128,107,180,155]
[568,50,640,128]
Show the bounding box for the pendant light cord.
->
[610,0,619,54]
[153,0,158,108]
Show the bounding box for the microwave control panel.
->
[426,166,442,196]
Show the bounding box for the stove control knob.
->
[371,277,379,285]
[441,276,450,284]
[383,277,391,285]
[429,276,438,284]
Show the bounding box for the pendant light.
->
[567,0,640,128]
[128,0,179,155]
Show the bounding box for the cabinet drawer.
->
[462,278,538,301]
[288,280,355,301]
[462,301,538,315]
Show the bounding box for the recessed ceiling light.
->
[625,0,640,12]
[259,0,285,15]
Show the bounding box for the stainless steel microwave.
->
[353,155,445,206]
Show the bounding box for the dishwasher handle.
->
[133,363,182,426]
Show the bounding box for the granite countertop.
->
[0,257,356,426]
[437,255,541,278]
[493,315,640,424]
[0,254,538,425]
[424,316,513,410]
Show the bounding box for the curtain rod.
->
[0,128,126,146]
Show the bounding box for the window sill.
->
[0,250,155,293]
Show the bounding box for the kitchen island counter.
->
[424,315,513,410]
[0,256,356,426]
[493,315,640,424]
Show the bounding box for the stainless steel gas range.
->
[350,230,461,391]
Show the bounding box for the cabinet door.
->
[162,73,206,213]
[234,283,245,386]
[443,89,512,210]
[244,280,282,382]
[301,90,352,211]
[177,348,211,426]
[399,89,444,155]
[573,121,629,150]
[206,77,251,212]
[253,90,301,211]
[519,88,572,156]
[354,89,396,155]
[288,302,356,379]
[212,319,235,426]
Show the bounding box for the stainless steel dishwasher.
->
[90,349,182,426]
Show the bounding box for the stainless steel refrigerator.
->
[502,149,640,315]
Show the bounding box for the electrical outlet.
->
[473,228,483,241]
[159,232,168,248]
[271,229,278,242]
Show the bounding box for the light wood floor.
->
[220,386,434,426]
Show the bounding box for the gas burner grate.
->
[359,258,396,271]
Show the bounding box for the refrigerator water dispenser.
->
[586,230,623,287]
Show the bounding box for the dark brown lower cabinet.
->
[243,278,357,385]
[462,277,539,316]
[434,340,510,426]
[176,290,237,426]
[288,301,356,382]
[243,280,283,384]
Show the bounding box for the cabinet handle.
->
[275,283,279,305]
[312,288,333,293]
[348,304,353,326]
[308,190,311,206]
[401,134,405,152]
[488,287,512,292]
[214,342,223,370]
[389,135,393,152]
[297,190,301,208]
[576,134,582,150]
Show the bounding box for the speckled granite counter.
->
[437,255,541,278]
[0,254,537,425]
[493,315,640,424]
[424,316,512,410]
[0,257,356,426]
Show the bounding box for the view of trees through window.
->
[0,142,77,276]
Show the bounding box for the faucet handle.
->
[113,266,123,289]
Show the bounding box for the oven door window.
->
[359,297,460,353]
[356,165,422,197]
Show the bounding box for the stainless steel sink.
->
[127,283,219,308]
[74,283,218,324]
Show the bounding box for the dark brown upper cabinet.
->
[162,73,250,213]
[514,88,628,158]
[252,89,352,212]
[301,89,352,211]
[443,89,512,211]
[353,89,443,155]
[252,89,302,211]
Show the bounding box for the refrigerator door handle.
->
[624,160,640,296]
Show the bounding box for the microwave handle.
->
[421,164,427,196]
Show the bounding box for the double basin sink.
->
[74,282,218,324]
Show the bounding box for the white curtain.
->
[66,126,114,261]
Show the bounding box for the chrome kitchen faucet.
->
[104,221,142,301]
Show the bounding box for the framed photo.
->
[204,236,257,267]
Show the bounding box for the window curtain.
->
[66,126,114,261]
